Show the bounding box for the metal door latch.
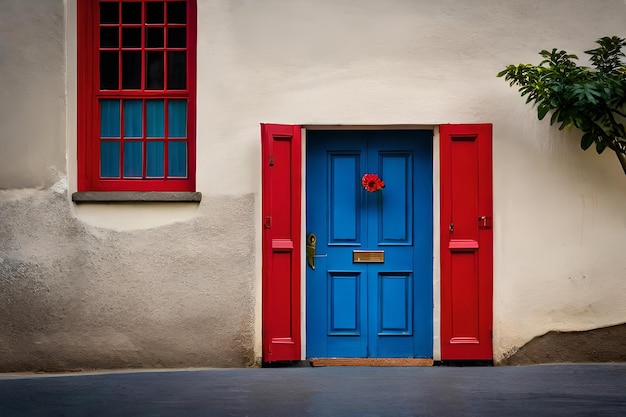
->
[478,216,492,228]
[307,233,317,270]
[307,233,327,269]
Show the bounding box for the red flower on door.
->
[361,173,385,192]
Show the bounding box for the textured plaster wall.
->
[0,185,256,371]
[0,0,66,189]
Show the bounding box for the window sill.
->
[72,191,202,203]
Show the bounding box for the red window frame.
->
[77,0,197,192]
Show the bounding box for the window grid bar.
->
[117,1,122,91]
[120,99,128,179]
[163,3,169,92]
[96,91,188,98]
[163,104,168,179]
[140,1,146,95]
[142,99,148,178]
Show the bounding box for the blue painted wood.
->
[378,273,412,335]
[379,153,410,244]
[328,272,360,335]
[329,153,360,243]
[307,130,433,359]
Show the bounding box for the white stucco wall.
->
[1,0,625,370]
[189,0,626,361]
[0,0,66,189]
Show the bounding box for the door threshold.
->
[309,358,433,367]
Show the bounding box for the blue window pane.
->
[100,100,120,137]
[146,141,164,177]
[147,100,164,137]
[168,141,187,177]
[123,142,143,178]
[124,100,142,137]
[100,141,120,177]
[168,99,187,137]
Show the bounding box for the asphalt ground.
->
[0,364,625,416]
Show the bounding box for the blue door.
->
[306,130,433,358]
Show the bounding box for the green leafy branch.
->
[498,36,626,175]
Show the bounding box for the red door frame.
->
[439,124,493,360]
[261,124,493,362]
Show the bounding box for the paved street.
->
[0,364,625,416]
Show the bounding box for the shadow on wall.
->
[501,323,626,365]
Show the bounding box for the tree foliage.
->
[498,36,626,175]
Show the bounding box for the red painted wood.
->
[440,124,493,360]
[77,0,197,192]
[261,124,302,362]
[77,0,93,192]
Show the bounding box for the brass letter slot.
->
[353,250,384,263]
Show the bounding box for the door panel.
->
[440,124,493,360]
[450,251,480,342]
[329,152,362,244]
[378,272,413,335]
[307,130,433,359]
[261,124,302,362]
[378,152,412,244]
[328,272,362,335]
